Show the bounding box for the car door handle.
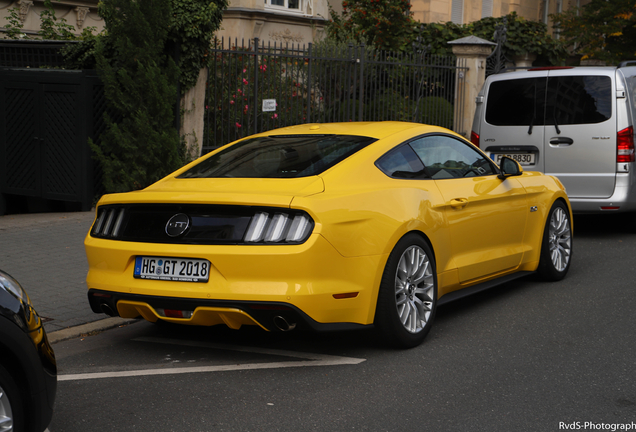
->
[549,137,574,145]
[450,198,469,209]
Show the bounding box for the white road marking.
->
[58,337,366,381]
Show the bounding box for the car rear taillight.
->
[617,126,635,163]
[92,206,126,238]
[471,131,480,148]
[244,211,314,244]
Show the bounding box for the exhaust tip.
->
[273,315,297,332]
[100,303,116,317]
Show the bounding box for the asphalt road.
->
[48,214,636,432]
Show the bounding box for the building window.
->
[265,0,301,12]
[481,0,493,18]
[451,0,463,24]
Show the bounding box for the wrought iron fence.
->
[203,38,467,152]
[0,39,73,68]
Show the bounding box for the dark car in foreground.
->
[0,270,56,432]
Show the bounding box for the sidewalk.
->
[0,211,112,335]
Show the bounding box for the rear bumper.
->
[569,172,636,213]
[85,233,388,327]
[88,290,370,332]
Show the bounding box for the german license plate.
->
[491,153,536,166]
[134,256,210,282]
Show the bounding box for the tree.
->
[83,0,228,194]
[169,0,228,89]
[327,0,418,52]
[327,7,567,65]
[414,12,567,65]
[3,6,25,39]
[552,0,636,64]
[91,0,183,193]
[38,0,78,40]
[63,0,226,90]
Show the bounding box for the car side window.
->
[547,76,612,125]
[410,135,496,179]
[376,144,428,179]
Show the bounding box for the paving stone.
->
[0,211,99,332]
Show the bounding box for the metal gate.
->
[0,68,107,213]
[203,38,467,152]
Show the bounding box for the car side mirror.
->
[498,156,523,179]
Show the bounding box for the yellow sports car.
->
[85,122,572,348]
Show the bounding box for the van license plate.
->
[134,256,210,282]
[491,153,535,166]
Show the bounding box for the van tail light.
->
[471,131,480,148]
[617,126,635,163]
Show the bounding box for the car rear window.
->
[178,134,376,178]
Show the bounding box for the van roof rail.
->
[618,61,636,68]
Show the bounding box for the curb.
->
[48,317,139,344]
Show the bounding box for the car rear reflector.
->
[156,308,194,319]
[617,126,635,163]
[600,206,620,210]
[333,292,359,299]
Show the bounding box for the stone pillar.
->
[448,36,496,139]
[180,68,208,159]
[513,52,537,69]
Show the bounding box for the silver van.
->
[471,64,636,214]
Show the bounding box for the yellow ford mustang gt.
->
[85,122,572,348]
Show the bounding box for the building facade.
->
[0,0,330,45]
[219,0,330,45]
[0,0,103,38]
[412,0,590,33]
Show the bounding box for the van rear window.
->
[486,75,612,127]
[486,78,546,126]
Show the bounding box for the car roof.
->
[256,121,447,141]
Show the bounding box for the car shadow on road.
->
[146,318,381,353]
[573,213,636,238]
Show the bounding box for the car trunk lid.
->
[100,176,325,208]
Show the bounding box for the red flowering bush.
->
[204,45,316,148]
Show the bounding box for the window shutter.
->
[481,0,493,18]
[451,0,463,24]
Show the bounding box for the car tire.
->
[0,363,24,432]
[374,233,437,349]
[537,200,573,281]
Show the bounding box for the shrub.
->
[90,0,183,193]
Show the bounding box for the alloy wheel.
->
[0,385,13,432]
[549,207,572,272]
[394,245,435,333]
